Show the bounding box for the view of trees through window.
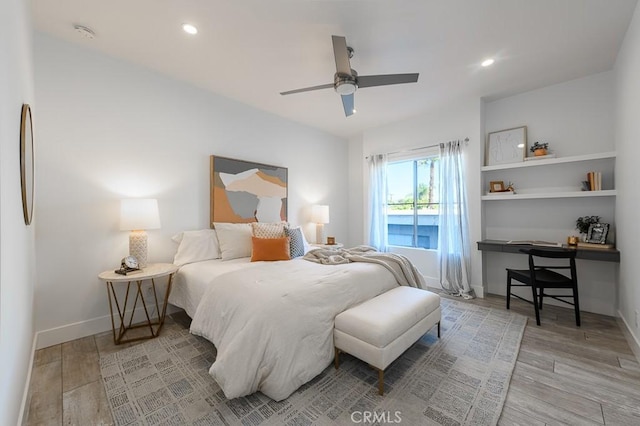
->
[386,156,440,249]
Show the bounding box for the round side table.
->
[98,263,179,344]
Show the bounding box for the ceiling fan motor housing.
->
[334,69,358,95]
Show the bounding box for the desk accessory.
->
[114,255,140,275]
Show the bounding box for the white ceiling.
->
[31,0,638,139]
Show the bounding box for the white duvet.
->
[189,258,398,401]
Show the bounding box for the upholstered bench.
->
[333,286,441,395]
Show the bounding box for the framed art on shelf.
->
[489,181,505,192]
[485,126,527,166]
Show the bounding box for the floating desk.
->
[477,240,620,263]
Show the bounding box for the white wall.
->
[484,72,617,315]
[615,2,640,350]
[33,34,348,348]
[0,0,36,424]
[348,98,483,294]
[347,133,364,248]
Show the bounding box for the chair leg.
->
[506,275,512,310]
[573,283,581,327]
[378,368,384,395]
[531,283,541,326]
[538,288,544,310]
[334,348,340,369]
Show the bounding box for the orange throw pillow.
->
[251,236,291,262]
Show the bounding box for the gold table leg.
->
[105,272,176,345]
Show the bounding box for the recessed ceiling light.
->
[73,24,95,39]
[517,143,525,148]
[352,108,357,114]
[182,23,198,35]
[481,58,495,67]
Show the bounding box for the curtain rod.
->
[365,137,469,159]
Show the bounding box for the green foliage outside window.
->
[388,158,439,210]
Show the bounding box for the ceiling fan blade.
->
[332,35,352,76]
[357,73,419,88]
[341,93,355,117]
[280,83,334,96]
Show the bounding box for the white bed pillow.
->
[173,229,221,266]
[213,222,253,260]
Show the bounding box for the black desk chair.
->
[506,248,580,326]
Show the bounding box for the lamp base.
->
[316,224,325,244]
[129,230,148,268]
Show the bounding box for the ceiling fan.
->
[280,35,419,117]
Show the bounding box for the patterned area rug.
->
[100,298,526,425]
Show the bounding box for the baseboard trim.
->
[18,333,37,425]
[35,304,181,349]
[617,310,640,364]
[423,275,439,289]
[472,285,485,298]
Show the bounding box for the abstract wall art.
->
[210,156,288,224]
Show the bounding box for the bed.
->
[167,156,410,400]
[169,256,399,401]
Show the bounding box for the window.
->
[386,155,440,249]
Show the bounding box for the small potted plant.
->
[530,141,549,156]
[576,215,600,241]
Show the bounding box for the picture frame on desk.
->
[586,223,609,244]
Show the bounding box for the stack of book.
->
[583,171,602,191]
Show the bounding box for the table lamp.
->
[312,204,330,244]
[120,198,161,268]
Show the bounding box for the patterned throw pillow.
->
[251,222,286,239]
[285,226,305,258]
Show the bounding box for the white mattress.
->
[169,257,257,317]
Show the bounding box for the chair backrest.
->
[520,248,577,282]
[521,248,577,259]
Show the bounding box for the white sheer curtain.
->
[438,140,474,299]
[368,154,389,252]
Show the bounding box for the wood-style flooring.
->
[24,294,640,425]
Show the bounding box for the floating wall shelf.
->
[481,151,616,172]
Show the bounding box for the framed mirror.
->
[20,104,34,225]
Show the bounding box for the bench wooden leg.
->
[334,347,340,369]
[378,369,384,395]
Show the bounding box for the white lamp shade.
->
[120,199,161,231]
[312,205,330,224]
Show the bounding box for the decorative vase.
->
[534,148,547,156]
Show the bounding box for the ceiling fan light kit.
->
[334,71,357,95]
[280,35,419,117]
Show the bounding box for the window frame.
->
[386,147,440,250]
